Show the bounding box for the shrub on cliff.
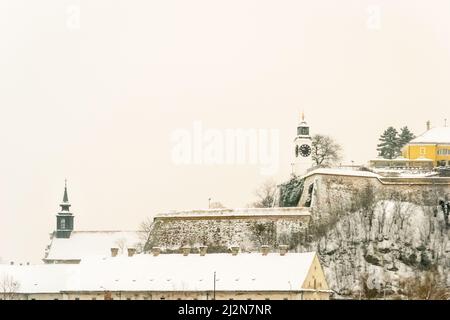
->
[279,175,305,207]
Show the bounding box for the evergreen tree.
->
[377,127,400,159]
[398,126,415,148]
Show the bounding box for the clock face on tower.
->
[299,144,311,157]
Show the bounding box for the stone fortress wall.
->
[146,207,310,253]
[299,169,450,209]
[147,170,450,254]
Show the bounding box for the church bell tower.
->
[292,112,313,176]
[55,180,74,238]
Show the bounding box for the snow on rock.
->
[300,200,449,297]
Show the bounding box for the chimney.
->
[261,245,270,256]
[199,245,208,256]
[279,245,289,256]
[181,245,190,256]
[230,245,239,256]
[426,120,431,131]
[111,247,119,257]
[151,247,161,257]
[10,261,14,265]
[127,248,136,257]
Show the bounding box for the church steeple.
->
[56,180,74,239]
[60,179,71,213]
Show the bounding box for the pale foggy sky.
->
[1,0,450,263]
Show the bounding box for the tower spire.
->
[63,179,69,203]
[56,180,74,238]
[302,111,305,121]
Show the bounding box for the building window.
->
[298,127,309,136]
[126,298,131,300]
[92,297,96,300]
[160,297,165,300]
[420,147,426,155]
[60,218,66,229]
[75,297,80,300]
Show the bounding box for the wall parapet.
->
[154,207,311,221]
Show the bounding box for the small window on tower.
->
[300,127,309,136]
[60,218,66,229]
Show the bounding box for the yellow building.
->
[403,126,450,168]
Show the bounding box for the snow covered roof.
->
[0,264,79,293]
[44,231,144,262]
[409,127,450,144]
[392,156,408,161]
[1,252,318,293]
[411,156,433,162]
[156,207,311,219]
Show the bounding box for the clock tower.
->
[292,112,313,176]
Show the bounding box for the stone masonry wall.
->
[146,215,310,253]
[299,173,450,209]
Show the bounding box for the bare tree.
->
[1,274,20,300]
[251,179,277,208]
[311,134,342,166]
[209,201,226,209]
[114,238,127,254]
[400,270,450,300]
[138,217,155,253]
